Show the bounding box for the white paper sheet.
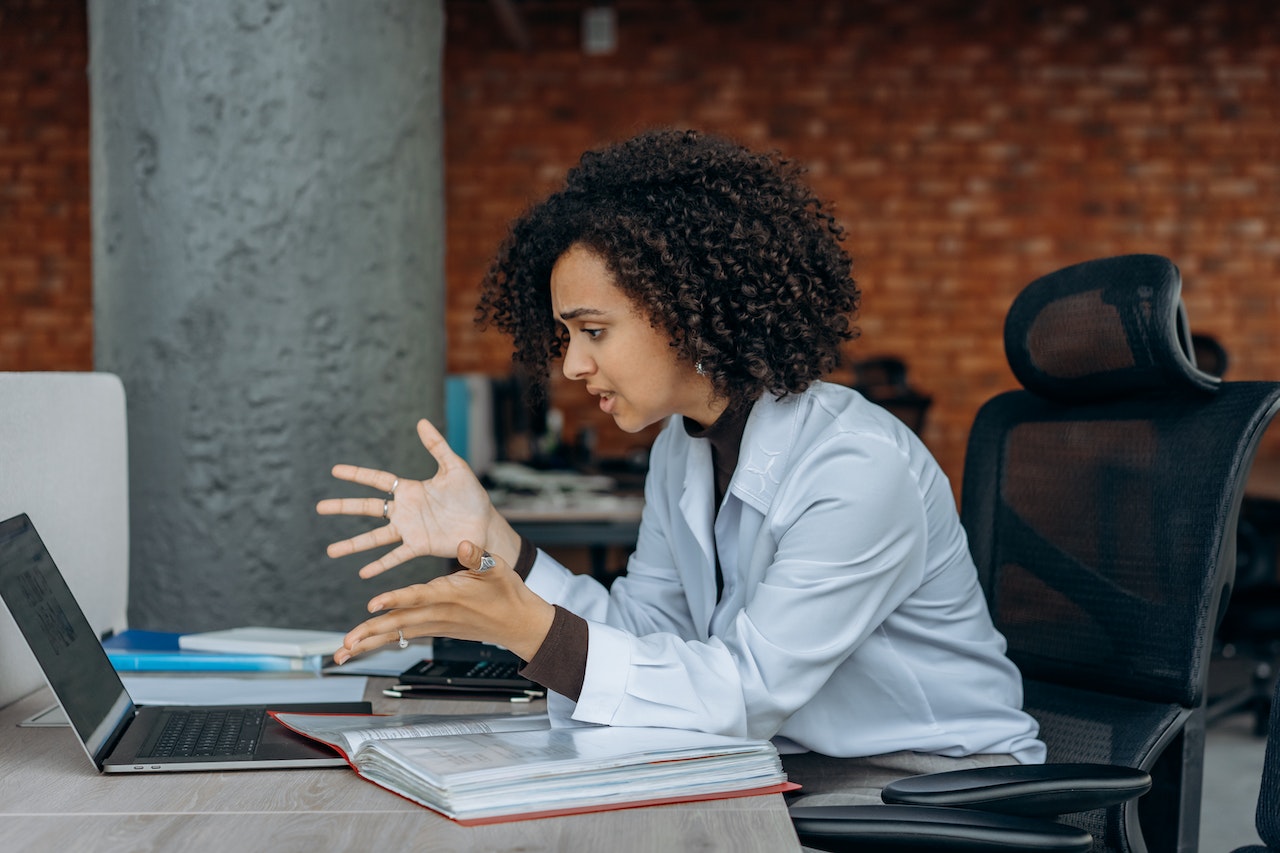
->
[323,641,432,676]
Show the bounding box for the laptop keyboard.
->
[145,708,264,758]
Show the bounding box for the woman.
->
[318,129,1044,804]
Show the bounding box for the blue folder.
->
[101,629,323,673]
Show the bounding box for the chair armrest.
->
[789,804,1094,852]
[880,762,1152,817]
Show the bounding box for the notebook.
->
[0,513,370,773]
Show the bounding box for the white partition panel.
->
[0,372,129,708]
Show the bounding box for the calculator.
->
[398,638,540,691]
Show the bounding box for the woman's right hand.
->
[316,418,520,579]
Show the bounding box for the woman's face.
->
[550,244,724,433]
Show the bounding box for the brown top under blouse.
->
[516,402,752,701]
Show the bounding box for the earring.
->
[695,361,706,376]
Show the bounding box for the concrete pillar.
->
[89,0,446,631]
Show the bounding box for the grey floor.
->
[1198,650,1269,845]
[1201,704,1269,850]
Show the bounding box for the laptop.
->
[0,512,370,773]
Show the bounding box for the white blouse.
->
[524,381,1046,763]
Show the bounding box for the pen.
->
[382,685,545,702]
[391,683,543,696]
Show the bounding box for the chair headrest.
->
[1004,254,1220,402]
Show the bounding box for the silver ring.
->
[477,551,496,572]
[382,498,391,519]
[397,629,408,649]
[388,477,399,497]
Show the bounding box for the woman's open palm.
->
[317,419,495,579]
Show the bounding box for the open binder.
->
[272,710,796,825]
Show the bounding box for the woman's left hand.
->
[332,540,556,665]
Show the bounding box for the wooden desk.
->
[0,680,799,853]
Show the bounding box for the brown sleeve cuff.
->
[518,604,588,702]
[512,534,537,580]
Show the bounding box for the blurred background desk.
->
[0,679,799,853]
[504,504,643,583]
[490,464,644,583]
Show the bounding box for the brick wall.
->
[443,0,1280,478]
[4,0,1279,486]
[0,0,92,371]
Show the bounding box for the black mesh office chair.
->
[1192,333,1231,380]
[792,255,1280,852]
[1233,672,1280,852]
[850,356,934,436]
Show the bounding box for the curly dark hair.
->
[476,128,860,405]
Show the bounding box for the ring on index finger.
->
[388,477,398,497]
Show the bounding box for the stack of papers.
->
[102,627,346,674]
[100,628,370,708]
[274,712,793,824]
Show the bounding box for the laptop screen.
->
[0,513,134,767]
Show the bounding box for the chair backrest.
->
[964,254,1278,707]
[0,372,130,708]
[960,255,1280,850]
